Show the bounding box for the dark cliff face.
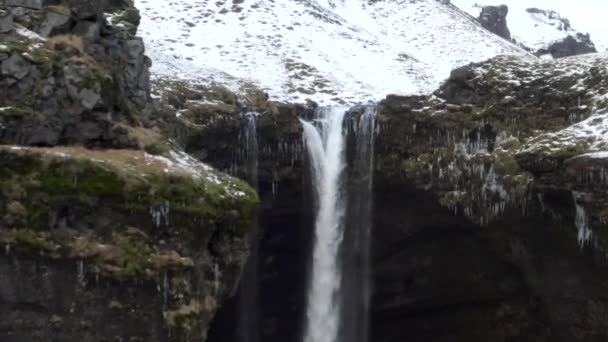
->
[153,79,313,342]
[371,53,608,341]
[180,51,608,342]
[0,1,259,341]
[478,5,511,40]
[4,0,607,341]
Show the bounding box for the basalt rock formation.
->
[373,52,608,341]
[3,0,608,341]
[478,5,510,40]
[0,1,258,341]
[188,52,608,342]
[0,0,150,148]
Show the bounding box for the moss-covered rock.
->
[0,145,258,340]
[376,53,608,229]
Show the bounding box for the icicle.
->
[573,192,593,248]
[150,201,171,228]
[77,260,87,288]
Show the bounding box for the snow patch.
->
[136,0,529,104]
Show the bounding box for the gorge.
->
[1,0,608,341]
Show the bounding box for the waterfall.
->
[242,112,259,188]
[301,106,348,342]
[573,192,593,248]
[237,112,260,342]
[341,104,376,342]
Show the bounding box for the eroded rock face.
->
[0,147,258,341]
[0,1,260,341]
[187,52,608,342]
[0,0,150,148]
[151,79,312,342]
[371,53,608,341]
[478,5,510,40]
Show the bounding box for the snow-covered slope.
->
[134,0,528,104]
[452,0,597,55]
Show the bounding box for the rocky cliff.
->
[373,52,608,341]
[462,3,598,59]
[0,1,258,341]
[179,52,608,341]
[3,0,608,341]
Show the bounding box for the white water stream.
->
[301,106,348,342]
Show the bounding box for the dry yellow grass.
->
[46,34,85,54]
[46,5,71,16]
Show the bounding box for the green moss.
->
[74,75,100,91]
[503,175,531,197]
[494,151,521,175]
[0,148,258,250]
[101,77,141,124]
[106,229,154,280]
[163,300,203,341]
[401,159,418,176]
[14,229,61,258]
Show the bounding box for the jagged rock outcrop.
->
[523,8,597,58]
[0,0,150,148]
[0,1,259,341]
[537,33,597,59]
[478,5,510,40]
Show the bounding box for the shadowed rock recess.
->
[3,1,608,342]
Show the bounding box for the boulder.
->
[1,52,31,80]
[73,20,101,41]
[0,10,13,33]
[62,63,101,110]
[38,10,71,37]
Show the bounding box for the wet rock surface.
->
[0,1,259,341]
[183,52,608,342]
[2,0,608,341]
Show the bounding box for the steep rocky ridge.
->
[455,1,598,58]
[0,0,259,341]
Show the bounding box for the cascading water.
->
[301,106,348,342]
[341,104,376,342]
[237,112,260,342]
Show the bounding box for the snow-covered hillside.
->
[452,0,598,55]
[134,0,528,104]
